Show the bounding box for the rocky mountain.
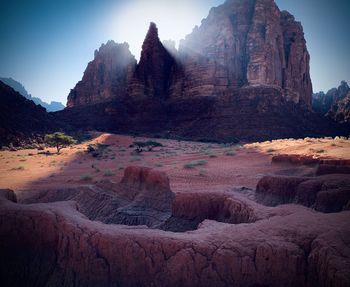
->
[58,0,349,140]
[172,0,312,106]
[313,81,350,123]
[67,41,136,107]
[128,23,177,100]
[327,91,350,123]
[0,77,65,112]
[0,81,57,146]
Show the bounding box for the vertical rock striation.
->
[175,0,312,107]
[58,0,348,140]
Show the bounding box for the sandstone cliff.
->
[67,41,136,107]
[67,0,312,108]
[58,0,349,140]
[313,81,350,123]
[174,0,312,106]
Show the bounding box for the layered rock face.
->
[67,0,312,107]
[23,166,175,228]
[328,91,350,123]
[67,41,136,107]
[313,81,349,114]
[1,168,350,286]
[175,0,312,106]
[59,0,350,140]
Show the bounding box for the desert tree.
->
[44,132,77,153]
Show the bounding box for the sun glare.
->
[108,0,223,60]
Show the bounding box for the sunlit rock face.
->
[58,0,347,141]
[67,0,312,108]
[67,41,136,107]
[175,0,312,107]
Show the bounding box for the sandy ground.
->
[0,133,349,200]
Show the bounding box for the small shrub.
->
[104,170,115,177]
[225,150,236,156]
[81,175,93,181]
[11,166,24,171]
[199,169,208,177]
[316,149,325,153]
[184,160,208,169]
[44,132,77,153]
[266,148,275,153]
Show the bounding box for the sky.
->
[0,0,349,106]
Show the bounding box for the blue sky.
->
[0,0,349,105]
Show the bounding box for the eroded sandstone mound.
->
[256,174,350,212]
[23,166,175,228]
[1,185,350,286]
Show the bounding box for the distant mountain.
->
[313,81,350,123]
[0,81,58,146]
[0,77,65,112]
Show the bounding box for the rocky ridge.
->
[0,81,58,147]
[58,0,350,140]
[0,78,65,112]
[313,81,350,123]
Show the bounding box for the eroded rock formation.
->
[175,0,312,106]
[313,81,350,123]
[256,174,350,212]
[1,172,350,286]
[57,0,349,141]
[23,166,175,228]
[67,41,136,107]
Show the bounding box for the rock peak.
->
[142,22,160,49]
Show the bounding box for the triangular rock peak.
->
[59,0,348,141]
[129,22,177,99]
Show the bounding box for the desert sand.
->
[1,133,350,287]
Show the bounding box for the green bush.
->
[225,150,236,156]
[184,160,208,169]
[104,170,115,177]
[45,132,76,153]
[81,175,93,181]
